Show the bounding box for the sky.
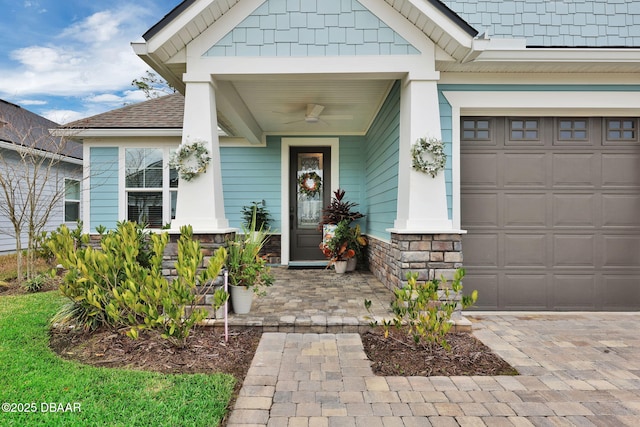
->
[0,0,179,124]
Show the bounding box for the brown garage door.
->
[461,117,640,310]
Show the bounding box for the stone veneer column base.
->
[367,233,463,291]
[162,232,236,281]
[366,232,470,332]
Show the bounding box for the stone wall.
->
[162,232,235,281]
[366,233,464,291]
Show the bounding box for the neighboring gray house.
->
[0,99,83,254]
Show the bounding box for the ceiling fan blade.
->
[283,119,305,124]
[306,104,325,118]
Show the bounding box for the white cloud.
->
[42,109,88,124]
[85,90,147,106]
[0,3,165,118]
[17,99,47,106]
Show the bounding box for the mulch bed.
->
[361,328,518,377]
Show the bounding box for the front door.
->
[290,147,331,261]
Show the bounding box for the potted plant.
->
[346,224,367,272]
[241,201,271,231]
[319,189,364,228]
[227,207,274,314]
[319,220,356,274]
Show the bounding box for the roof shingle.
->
[65,93,184,129]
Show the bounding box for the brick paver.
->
[226,299,640,426]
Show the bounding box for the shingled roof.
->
[0,99,82,160]
[65,93,184,129]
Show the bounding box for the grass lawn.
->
[0,291,236,427]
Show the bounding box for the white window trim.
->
[63,177,81,224]
[442,90,640,230]
[120,146,177,230]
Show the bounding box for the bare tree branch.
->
[0,101,83,281]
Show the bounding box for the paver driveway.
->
[227,313,640,426]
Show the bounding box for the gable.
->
[204,0,420,57]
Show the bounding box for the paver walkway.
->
[227,313,640,426]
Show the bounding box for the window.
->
[510,119,539,140]
[124,147,178,228]
[558,119,588,140]
[125,148,164,228]
[64,179,80,222]
[462,119,491,140]
[607,118,637,141]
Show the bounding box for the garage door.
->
[461,117,640,310]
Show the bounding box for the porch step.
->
[287,260,328,269]
[200,314,473,334]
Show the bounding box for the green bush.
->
[47,221,226,347]
[22,273,47,292]
[366,268,477,350]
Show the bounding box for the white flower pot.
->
[334,260,348,274]
[229,284,253,314]
[346,257,357,272]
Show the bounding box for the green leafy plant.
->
[227,207,273,295]
[319,219,356,264]
[366,268,477,350]
[241,201,271,231]
[46,221,227,347]
[22,273,47,293]
[319,188,364,227]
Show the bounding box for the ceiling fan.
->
[282,104,352,125]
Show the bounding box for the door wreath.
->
[298,171,322,197]
[410,136,446,178]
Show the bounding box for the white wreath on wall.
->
[169,138,211,182]
[410,136,447,178]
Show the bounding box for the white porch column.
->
[172,76,230,232]
[393,77,452,232]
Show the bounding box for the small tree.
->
[0,102,81,282]
[132,70,176,99]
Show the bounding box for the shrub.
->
[47,221,226,347]
[366,268,477,350]
[22,274,47,293]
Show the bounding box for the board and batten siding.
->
[364,80,400,241]
[220,138,282,229]
[89,147,119,232]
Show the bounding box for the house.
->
[67,0,640,310]
[0,99,83,254]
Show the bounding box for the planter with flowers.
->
[319,220,356,274]
[319,189,366,271]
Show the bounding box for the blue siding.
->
[220,138,282,230]
[364,80,400,240]
[441,0,640,47]
[205,0,419,57]
[338,135,366,230]
[89,147,119,232]
[438,91,453,220]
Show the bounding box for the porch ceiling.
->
[218,78,395,137]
